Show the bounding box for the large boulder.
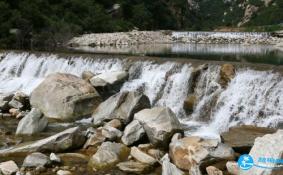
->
[92,91,150,126]
[16,108,48,135]
[121,120,146,146]
[169,137,235,174]
[88,142,130,170]
[90,71,129,98]
[0,127,86,156]
[30,73,102,121]
[221,125,276,153]
[134,107,183,147]
[240,130,283,175]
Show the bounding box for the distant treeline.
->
[0,0,282,49]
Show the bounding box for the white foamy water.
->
[1,51,283,138]
[0,52,125,94]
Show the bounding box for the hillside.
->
[0,0,282,49]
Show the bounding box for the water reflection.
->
[69,43,283,65]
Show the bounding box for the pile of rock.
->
[0,92,30,119]
[68,30,173,47]
[1,68,283,175]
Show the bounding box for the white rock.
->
[0,161,19,175]
[50,153,61,163]
[57,170,72,175]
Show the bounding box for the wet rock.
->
[134,107,182,147]
[121,120,145,146]
[221,125,276,153]
[90,71,128,87]
[50,153,61,163]
[30,73,102,122]
[22,152,51,168]
[0,94,13,111]
[226,161,239,175]
[183,95,196,114]
[0,161,19,175]
[89,142,130,170]
[0,127,86,156]
[241,130,283,175]
[219,64,235,86]
[161,154,184,175]
[117,161,151,174]
[104,119,122,129]
[90,71,128,98]
[16,108,48,135]
[92,91,150,126]
[130,147,157,165]
[81,71,95,81]
[57,170,72,175]
[13,92,29,108]
[101,125,122,141]
[169,137,234,173]
[206,166,223,175]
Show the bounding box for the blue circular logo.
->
[238,154,254,170]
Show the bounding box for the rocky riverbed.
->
[68,31,283,47]
[0,62,283,175]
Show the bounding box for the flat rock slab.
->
[0,127,86,156]
[221,125,276,153]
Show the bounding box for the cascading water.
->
[0,51,282,138]
[0,52,125,94]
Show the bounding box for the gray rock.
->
[121,120,145,146]
[89,142,130,170]
[0,161,19,175]
[240,130,283,175]
[101,126,122,141]
[117,161,151,174]
[22,152,51,168]
[92,91,150,126]
[134,107,182,147]
[0,127,86,156]
[16,108,48,135]
[130,147,156,165]
[8,99,24,110]
[30,73,102,121]
[90,71,128,87]
[0,94,14,111]
[161,154,184,175]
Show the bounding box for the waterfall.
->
[0,52,125,94]
[1,51,283,138]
